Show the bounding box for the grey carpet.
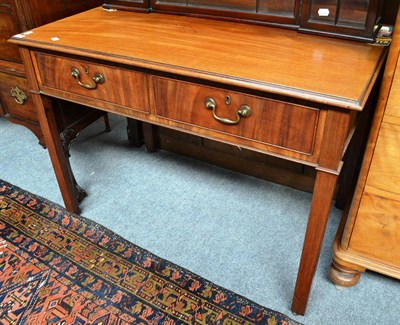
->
[1,114,398,324]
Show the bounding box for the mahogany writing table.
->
[10,7,386,315]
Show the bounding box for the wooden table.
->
[10,7,386,315]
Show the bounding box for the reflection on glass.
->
[259,0,296,17]
[338,0,369,27]
[156,0,186,4]
[188,0,256,12]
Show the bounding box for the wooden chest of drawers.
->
[330,11,400,286]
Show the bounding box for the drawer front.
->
[35,53,149,113]
[0,71,38,122]
[152,77,319,155]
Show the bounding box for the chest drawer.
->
[0,72,38,122]
[34,53,149,113]
[152,77,320,155]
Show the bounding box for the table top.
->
[10,7,386,110]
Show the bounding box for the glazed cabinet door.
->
[152,0,299,22]
[103,0,397,41]
[300,0,385,40]
[103,0,150,11]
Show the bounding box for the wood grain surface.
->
[10,7,385,110]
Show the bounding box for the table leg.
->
[291,169,338,315]
[127,118,157,152]
[142,122,156,152]
[127,118,144,147]
[60,128,88,203]
[19,47,80,213]
[33,94,80,213]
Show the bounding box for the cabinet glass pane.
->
[188,0,256,12]
[156,0,186,4]
[309,0,338,23]
[258,0,296,17]
[338,0,369,27]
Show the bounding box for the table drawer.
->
[35,53,149,112]
[152,77,319,155]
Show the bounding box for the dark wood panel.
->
[382,0,400,24]
[0,12,20,62]
[27,0,103,28]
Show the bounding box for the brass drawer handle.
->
[205,97,251,125]
[71,67,105,90]
[10,87,28,105]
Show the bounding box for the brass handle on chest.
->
[71,67,105,90]
[204,97,251,125]
[10,87,28,105]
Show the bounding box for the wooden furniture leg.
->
[60,128,87,202]
[20,47,80,213]
[127,118,157,152]
[127,118,144,147]
[142,122,156,152]
[291,169,339,315]
[103,114,111,132]
[291,106,355,315]
[33,95,80,213]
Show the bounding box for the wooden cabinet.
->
[0,0,105,147]
[103,0,398,41]
[330,10,400,287]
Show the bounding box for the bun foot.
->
[329,261,362,287]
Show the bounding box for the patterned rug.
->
[0,179,301,325]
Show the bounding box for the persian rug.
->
[0,179,301,325]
